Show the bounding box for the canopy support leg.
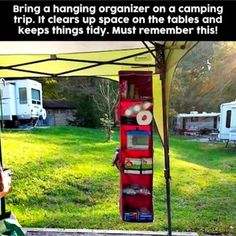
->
[161,76,172,236]
[154,43,172,236]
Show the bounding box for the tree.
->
[63,77,101,128]
[170,42,214,114]
[169,41,236,131]
[40,78,64,99]
[93,79,119,141]
[200,42,236,109]
[72,94,100,128]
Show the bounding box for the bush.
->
[70,94,101,128]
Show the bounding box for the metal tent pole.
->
[143,41,172,235]
[161,74,172,236]
[155,44,172,236]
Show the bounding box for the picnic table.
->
[184,129,200,136]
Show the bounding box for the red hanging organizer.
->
[116,71,154,222]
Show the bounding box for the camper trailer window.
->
[226,110,231,128]
[19,88,27,104]
[191,117,199,122]
[31,89,41,104]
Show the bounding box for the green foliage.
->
[202,42,236,106]
[170,42,214,113]
[170,42,236,115]
[2,127,236,234]
[40,78,64,99]
[168,108,178,131]
[40,77,101,128]
[72,94,101,128]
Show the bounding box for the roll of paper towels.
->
[143,102,152,110]
[136,111,153,125]
[125,108,133,117]
[133,104,142,113]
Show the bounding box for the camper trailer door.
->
[2,82,16,120]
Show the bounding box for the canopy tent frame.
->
[0,49,156,77]
[0,41,198,236]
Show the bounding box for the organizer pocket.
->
[123,157,153,174]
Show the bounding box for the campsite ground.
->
[2,127,236,235]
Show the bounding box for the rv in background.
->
[1,79,46,128]
[175,111,220,135]
[218,100,236,142]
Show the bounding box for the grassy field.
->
[1,126,236,234]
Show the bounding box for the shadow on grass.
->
[19,207,163,231]
[170,181,236,234]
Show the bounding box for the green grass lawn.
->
[1,126,236,234]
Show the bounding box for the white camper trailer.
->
[1,79,46,128]
[218,100,236,142]
[176,111,220,135]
